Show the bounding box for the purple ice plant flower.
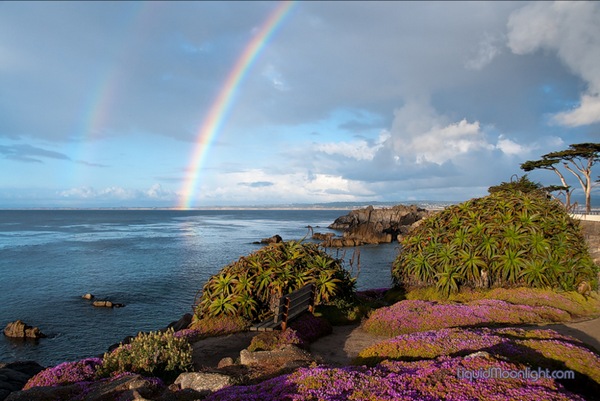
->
[23,357,103,390]
[205,355,585,401]
[363,299,570,337]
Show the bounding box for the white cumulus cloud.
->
[314,131,390,161]
[387,101,492,165]
[507,1,600,126]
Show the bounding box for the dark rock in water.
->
[254,234,283,244]
[167,313,193,332]
[92,300,124,308]
[324,205,431,246]
[0,361,44,401]
[3,321,46,339]
[107,335,136,353]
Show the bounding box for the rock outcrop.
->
[239,344,314,369]
[0,361,44,401]
[5,373,163,401]
[174,372,238,396]
[3,321,46,339]
[323,205,431,246]
[254,234,283,244]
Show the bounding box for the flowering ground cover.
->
[23,358,102,390]
[355,327,600,400]
[362,299,571,337]
[406,287,600,317]
[205,355,584,401]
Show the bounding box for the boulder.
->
[81,293,94,300]
[167,313,193,332]
[239,344,314,367]
[92,300,124,308]
[217,357,235,369]
[174,372,237,395]
[3,321,46,339]
[0,361,44,401]
[255,234,283,244]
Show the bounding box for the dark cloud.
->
[238,181,274,188]
[0,144,70,163]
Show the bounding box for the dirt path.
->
[309,324,388,366]
[534,317,600,352]
[192,332,257,369]
[309,317,600,366]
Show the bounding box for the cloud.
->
[60,184,178,201]
[507,1,600,126]
[386,101,491,165]
[465,33,503,71]
[313,131,390,161]
[238,181,274,188]
[145,183,176,199]
[495,135,531,156]
[0,144,70,163]
[0,143,107,166]
[552,94,600,127]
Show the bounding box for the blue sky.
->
[1,1,599,208]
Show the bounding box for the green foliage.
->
[183,315,251,342]
[195,240,356,321]
[488,175,545,195]
[97,328,192,380]
[393,191,598,296]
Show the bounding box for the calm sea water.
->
[0,209,397,366]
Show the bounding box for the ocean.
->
[0,209,398,366]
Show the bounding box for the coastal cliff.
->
[321,205,431,246]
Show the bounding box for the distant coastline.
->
[0,201,456,212]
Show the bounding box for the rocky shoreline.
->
[315,204,431,246]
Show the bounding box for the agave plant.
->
[393,189,598,296]
[194,240,355,321]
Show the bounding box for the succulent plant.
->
[195,240,355,321]
[393,190,598,296]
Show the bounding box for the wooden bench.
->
[250,284,316,332]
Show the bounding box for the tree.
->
[521,143,600,213]
[520,159,573,210]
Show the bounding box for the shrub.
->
[178,315,251,343]
[194,240,356,321]
[97,328,192,380]
[393,190,598,296]
[23,358,102,390]
[248,329,306,352]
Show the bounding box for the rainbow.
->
[178,1,295,209]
